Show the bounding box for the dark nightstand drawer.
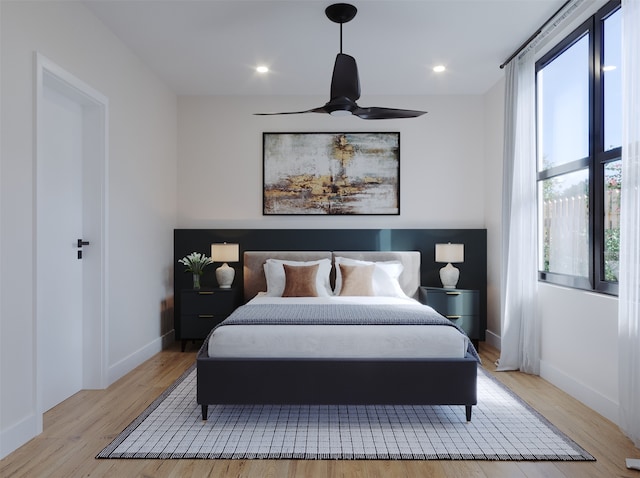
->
[419,286,480,342]
[181,289,237,316]
[420,289,479,317]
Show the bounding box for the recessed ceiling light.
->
[433,65,446,73]
[256,66,269,74]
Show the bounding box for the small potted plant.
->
[178,252,213,290]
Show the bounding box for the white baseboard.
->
[484,329,501,350]
[540,359,619,425]
[0,412,40,460]
[107,330,173,386]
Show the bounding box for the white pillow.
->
[333,257,408,298]
[263,258,332,297]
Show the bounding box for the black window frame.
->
[536,0,621,295]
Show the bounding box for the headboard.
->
[243,250,421,301]
[174,228,488,341]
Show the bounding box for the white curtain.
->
[618,0,640,448]
[497,49,540,374]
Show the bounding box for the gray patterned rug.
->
[97,365,594,461]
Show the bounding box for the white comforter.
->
[207,295,469,359]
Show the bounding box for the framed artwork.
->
[263,132,400,215]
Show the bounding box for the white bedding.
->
[207,295,469,359]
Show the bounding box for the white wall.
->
[177,95,486,229]
[539,284,619,423]
[0,1,177,458]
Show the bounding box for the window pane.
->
[604,160,621,281]
[539,169,589,277]
[603,8,622,151]
[537,34,590,171]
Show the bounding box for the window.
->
[536,0,621,294]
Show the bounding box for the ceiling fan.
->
[256,3,427,120]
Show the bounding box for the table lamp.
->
[211,243,239,288]
[435,243,464,289]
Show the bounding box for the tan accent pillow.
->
[338,264,375,296]
[281,264,319,297]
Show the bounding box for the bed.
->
[196,251,478,421]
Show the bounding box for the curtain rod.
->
[499,0,574,69]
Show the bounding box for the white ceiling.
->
[83,0,565,97]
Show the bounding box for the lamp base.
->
[216,263,235,289]
[439,263,460,289]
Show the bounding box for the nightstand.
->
[419,286,480,350]
[178,288,241,351]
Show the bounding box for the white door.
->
[39,76,85,412]
[36,56,108,416]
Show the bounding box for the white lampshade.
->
[435,243,464,289]
[211,243,239,288]
[211,243,239,263]
[435,243,464,264]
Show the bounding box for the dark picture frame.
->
[263,132,400,215]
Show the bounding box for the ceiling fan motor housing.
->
[325,96,358,116]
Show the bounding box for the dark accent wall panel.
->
[174,228,487,340]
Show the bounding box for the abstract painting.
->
[263,132,400,215]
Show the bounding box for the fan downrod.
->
[325,3,357,24]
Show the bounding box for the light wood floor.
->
[2,342,638,478]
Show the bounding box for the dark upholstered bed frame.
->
[196,251,478,421]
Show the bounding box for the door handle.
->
[77,239,90,259]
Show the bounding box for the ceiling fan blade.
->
[352,106,428,120]
[255,106,327,116]
[330,53,360,101]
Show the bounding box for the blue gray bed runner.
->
[219,303,480,362]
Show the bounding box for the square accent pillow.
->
[282,264,320,297]
[264,258,332,297]
[334,257,408,298]
[338,263,375,296]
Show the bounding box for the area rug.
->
[97,365,594,461]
